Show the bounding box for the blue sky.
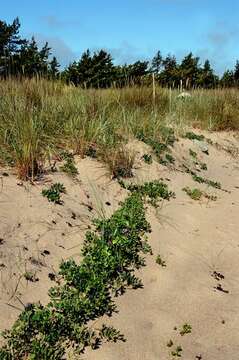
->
[2,0,239,74]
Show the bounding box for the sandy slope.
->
[0,131,239,359]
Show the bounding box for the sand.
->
[0,131,239,359]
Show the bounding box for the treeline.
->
[0,18,59,78]
[1,17,239,89]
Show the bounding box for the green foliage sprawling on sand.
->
[179,323,192,336]
[119,180,175,207]
[0,182,175,359]
[137,126,176,165]
[185,131,205,141]
[42,183,66,204]
[156,254,166,267]
[192,174,221,189]
[60,157,78,177]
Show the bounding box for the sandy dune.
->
[0,131,239,359]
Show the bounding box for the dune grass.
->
[0,78,239,179]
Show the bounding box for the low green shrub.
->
[142,153,152,164]
[156,254,166,267]
[200,162,207,170]
[24,271,39,282]
[183,187,203,200]
[119,180,175,207]
[42,183,66,204]
[171,345,183,357]
[180,323,192,336]
[189,149,197,158]
[160,153,175,166]
[60,158,78,177]
[2,187,174,358]
[137,126,176,163]
[185,131,204,141]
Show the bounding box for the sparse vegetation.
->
[189,149,197,158]
[167,339,174,347]
[137,126,176,166]
[200,162,207,170]
[60,158,78,177]
[192,174,221,189]
[160,153,175,166]
[171,345,183,357]
[156,254,166,267]
[24,271,39,282]
[179,323,192,336]
[99,325,126,343]
[0,183,176,358]
[185,132,205,141]
[142,153,152,164]
[42,183,66,204]
[204,193,217,201]
[102,147,135,179]
[183,187,203,200]
[183,186,217,201]
[119,180,175,207]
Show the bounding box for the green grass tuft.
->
[183,187,203,200]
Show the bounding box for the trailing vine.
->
[0,184,173,359]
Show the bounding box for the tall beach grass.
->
[0,78,238,179]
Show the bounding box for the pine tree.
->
[221,70,235,87]
[197,60,218,88]
[151,50,163,74]
[234,60,239,86]
[0,17,26,76]
[49,56,60,79]
[179,52,200,88]
[159,54,178,87]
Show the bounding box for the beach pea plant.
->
[0,185,176,359]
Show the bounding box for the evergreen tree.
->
[124,60,149,85]
[91,50,114,88]
[220,70,235,87]
[0,17,26,76]
[17,37,51,76]
[151,50,163,74]
[179,52,200,88]
[0,18,58,78]
[234,60,239,86]
[197,60,218,88]
[159,54,178,87]
[49,56,60,79]
[2,17,239,88]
